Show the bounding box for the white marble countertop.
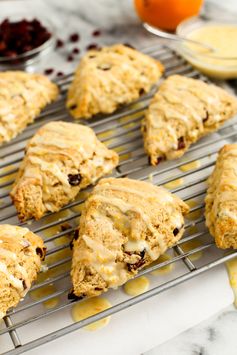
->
[1,0,237,354]
[146,305,237,355]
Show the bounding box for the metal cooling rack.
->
[1,43,237,355]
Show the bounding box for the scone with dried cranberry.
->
[205,144,237,249]
[0,71,58,145]
[10,121,119,221]
[142,75,237,165]
[0,225,45,319]
[67,44,164,119]
[70,177,189,298]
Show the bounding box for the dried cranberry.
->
[4,50,17,58]
[86,43,100,51]
[0,41,6,51]
[152,156,164,165]
[177,137,185,150]
[36,247,46,259]
[57,71,64,77]
[69,240,74,250]
[44,68,54,75]
[67,54,74,62]
[173,228,179,236]
[127,249,146,271]
[72,47,80,54]
[22,280,27,290]
[127,258,145,272]
[69,104,77,110]
[56,39,64,48]
[68,173,81,186]
[69,33,80,42]
[92,29,101,37]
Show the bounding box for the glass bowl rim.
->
[0,11,56,63]
[176,16,237,63]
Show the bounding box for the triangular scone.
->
[0,71,58,145]
[10,121,119,221]
[142,75,237,165]
[66,44,164,119]
[205,144,237,249]
[71,177,189,298]
[0,225,45,319]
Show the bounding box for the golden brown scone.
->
[0,225,45,319]
[0,71,59,145]
[10,121,119,221]
[205,144,237,249]
[71,177,189,298]
[66,44,164,119]
[142,75,237,165]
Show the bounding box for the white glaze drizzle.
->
[89,194,166,256]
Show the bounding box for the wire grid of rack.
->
[0,43,237,355]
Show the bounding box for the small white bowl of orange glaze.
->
[176,17,237,79]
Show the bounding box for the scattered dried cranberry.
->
[69,33,80,42]
[86,43,100,51]
[177,137,185,150]
[67,54,74,62]
[0,18,51,57]
[44,68,54,75]
[56,39,64,48]
[57,71,64,77]
[68,173,81,186]
[72,47,80,54]
[92,29,101,37]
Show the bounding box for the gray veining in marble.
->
[145,305,237,355]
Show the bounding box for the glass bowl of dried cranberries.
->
[0,12,55,70]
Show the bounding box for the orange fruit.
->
[134,0,203,31]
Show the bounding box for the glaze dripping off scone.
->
[142,75,237,165]
[66,44,164,119]
[10,121,119,221]
[205,144,237,249]
[71,178,189,298]
[0,71,58,145]
[0,225,45,319]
